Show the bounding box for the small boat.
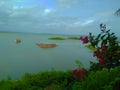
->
[36,43,57,48]
[14,39,21,44]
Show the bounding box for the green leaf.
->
[75,60,83,69]
[96,34,101,40]
[106,29,110,33]
[101,34,106,40]
[101,39,107,46]
[85,45,97,51]
[111,33,115,35]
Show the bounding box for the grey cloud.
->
[0,3,80,33]
[1,0,119,35]
[57,0,80,9]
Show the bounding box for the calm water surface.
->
[0,32,95,79]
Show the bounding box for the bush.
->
[79,66,120,90]
[80,24,120,71]
[0,66,120,90]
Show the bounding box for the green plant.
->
[81,24,120,71]
[79,66,120,90]
[20,70,74,90]
[71,81,82,90]
[75,60,84,69]
[0,66,120,90]
[72,60,87,81]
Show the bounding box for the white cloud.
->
[0,1,79,33]
[0,0,119,35]
[44,9,51,13]
[81,20,94,26]
[12,6,24,10]
[43,8,53,15]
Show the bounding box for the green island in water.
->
[48,36,80,40]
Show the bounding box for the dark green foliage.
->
[0,70,74,90]
[79,66,120,90]
[89,24,119,48]
[71,82,82,90]
[0,66,120,90]
[89,62,103,71]
[88,24,120,70]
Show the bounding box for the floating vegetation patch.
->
[67,37,80,40]
[48,36,80,40]
[48,37,66,40]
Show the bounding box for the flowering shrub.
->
[72,68,86,80]
[72,60,87,80]
[80,24,120,70]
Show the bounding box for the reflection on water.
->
[0,32,96,79]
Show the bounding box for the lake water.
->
[0,32,95,80]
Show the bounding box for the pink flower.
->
[80,36,89,44]
[93,51,97,57]
[72,68,86,80]
[101,45,107,50]
[80,36,83,40]
[98,55,106,66]
[83,36,89,44]
[79,68,86,80]
[80,68,86,74]
[72,69,80,78]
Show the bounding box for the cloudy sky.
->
[0,0,120,35]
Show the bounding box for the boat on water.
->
[36,43,57,48]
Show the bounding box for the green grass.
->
[0,66,120,90]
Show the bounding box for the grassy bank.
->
[0,66,120,90]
